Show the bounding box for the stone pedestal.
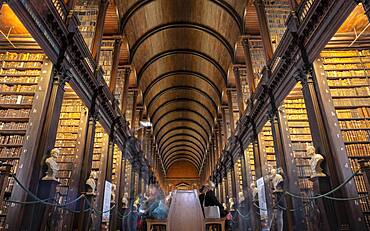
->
[78,192,95,231]
[31,179,60,230]
[310,176,337,231]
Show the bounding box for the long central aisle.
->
[168,190,204,231]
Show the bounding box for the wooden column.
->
[110,146,123,231]
[221,107,228,146]
[254,0,273,63]
[91,0,109,63]
[223,170,229,202]
[217,120,223,152]
[138,170,143,195]
[241,38,256,94]
[226,90,235,134]
[252,122,273,227]
[131,90,138,130]
[76,100,99,230]
[233,66,245,116]
[109,38,123,93]
[299,63,365,230]
[117,158,127,229]
[237,137,258,230]
[7,63,63,230]
[229,156,238,201]
[219,174,225,203]
[120,67,131,115]
[269,106,305,230]
[128,160,137,228]
[215,134,220,161]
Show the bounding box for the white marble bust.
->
[111,184,116,203]
[42,148,60,181]
[250,182,258,201]
[86,171,97,193]
[307,146,326,178]
[271,168,284,192]
[238,191,245,203]
[229,197,235,211]
[122,192,129,208]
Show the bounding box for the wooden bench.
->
[146,219,168,231]
[204,217,226,231]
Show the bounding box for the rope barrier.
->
[285,169,360,200]
[6,166,367,220]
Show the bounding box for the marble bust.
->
[229,197,235,211]
[42,148,60,181]
[271,168,284,192]
[250,182,258,201]
[111,184,116,203]
[307,146,326,178]
[122,192,129,208]
[86,171,97,193]
[238,191,245,203]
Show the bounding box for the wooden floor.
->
[168,190,204,231]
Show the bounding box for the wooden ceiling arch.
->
[162,149,203,169]
[154,121,209,147]
[116,0,247,173]
[158,129,208,151]
[166,157,200,172]
[162,147,203,165]
[149,99,216,124]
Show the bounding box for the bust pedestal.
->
[31,179,60,231]
[78,191,96,231]
[310,176,337,231]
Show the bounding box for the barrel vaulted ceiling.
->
[106,0,260,174]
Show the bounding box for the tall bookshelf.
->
[99,40,114,86]
[248,38,265,86]
[53,86,87,229]
[282,84,316,230]
[264,0,290,51]
[74,0,99,50]
[92,122,109,209]
[231,90,240,126]
[318,48,370,227]
[112,144,122,190]
[235,159,243,197]
[123,158,131,204]
[114,68,125,110]
[261,122,276,173]
[245,143,256,183]
[238,67,251,107]
[0,51,51,225]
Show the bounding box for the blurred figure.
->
[205,182,228,217]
